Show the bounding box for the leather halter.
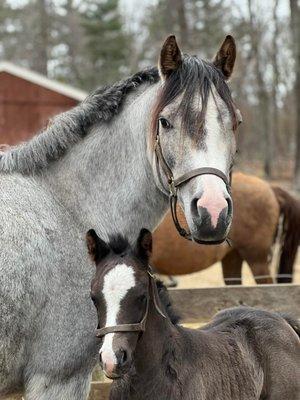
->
[95,269,166,338]
[154,122,232,245]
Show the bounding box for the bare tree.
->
[64,0,84,83]
[290,0,300,189]
[247,0,273,177]
[271,0,280,159]
[33,0,49,75]
[175,0,189,48]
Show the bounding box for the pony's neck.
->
[40,83,168,241]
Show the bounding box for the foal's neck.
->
[126,302,186,399]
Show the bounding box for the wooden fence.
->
[88,283,300,400]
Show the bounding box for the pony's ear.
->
[86,229,109,264]
[159,35,182,80]
[213,35,236,80]
[136,228,152,259]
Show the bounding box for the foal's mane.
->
[0,68,159,175]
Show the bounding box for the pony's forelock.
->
[150,55,238,147]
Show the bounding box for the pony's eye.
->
[159,117,172,130]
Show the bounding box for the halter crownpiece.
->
[154,123,232,245]
[95,268,166,338]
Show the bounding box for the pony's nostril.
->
[191,191,203,216]
[121,350,127,364]
[226,196,233,216]
[191,197,198,215]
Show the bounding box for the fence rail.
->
[168,283,300,322]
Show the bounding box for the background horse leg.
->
[25,370,92,400]
[222,250,243,285]
[165,276,178,287]
[247,259,273,284]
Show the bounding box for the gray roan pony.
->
[87,228,300,400]
[0,35,240,399]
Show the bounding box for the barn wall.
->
[0,72,79,145]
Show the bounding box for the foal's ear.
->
[86,229,109,264]
[136,228,152,259]
[213,35,236,80]
[159,35,182,80]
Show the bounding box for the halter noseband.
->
[95,269,166,338]
[154,123,232,245]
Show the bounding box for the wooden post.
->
[88,382,111,400]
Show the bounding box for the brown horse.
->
[152,172,300,284]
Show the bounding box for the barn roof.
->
[0,61,87,101]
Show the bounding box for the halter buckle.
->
[168,178,177,196]
[147,266,155,279]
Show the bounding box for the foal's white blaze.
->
[100,264,135,372]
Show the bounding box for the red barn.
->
[0,62,87,145]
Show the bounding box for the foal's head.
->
[87,228,162,379]
[151,35,242,243]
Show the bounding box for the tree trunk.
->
[247,0,272,177]
[175,0,189,48]
[290,0,300,189]
[271,0,280,162]
[65,0,82,83]
[34,0,49,75]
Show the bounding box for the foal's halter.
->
[154,122,232,245]
[95,269,166,338]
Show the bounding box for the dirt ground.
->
[175,248,300,288]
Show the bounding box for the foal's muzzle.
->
[100,348,132,379]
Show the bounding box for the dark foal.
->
[86,229,300,400]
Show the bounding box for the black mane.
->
[108,234,131,255]
[156,280,181,325]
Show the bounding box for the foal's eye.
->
[159,117,172,130]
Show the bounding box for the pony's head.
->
[87,228,173,379]
[151,35,241,243]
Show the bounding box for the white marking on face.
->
[100,264,135,369]
[190,88,233,195]
[179,88,234,231]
